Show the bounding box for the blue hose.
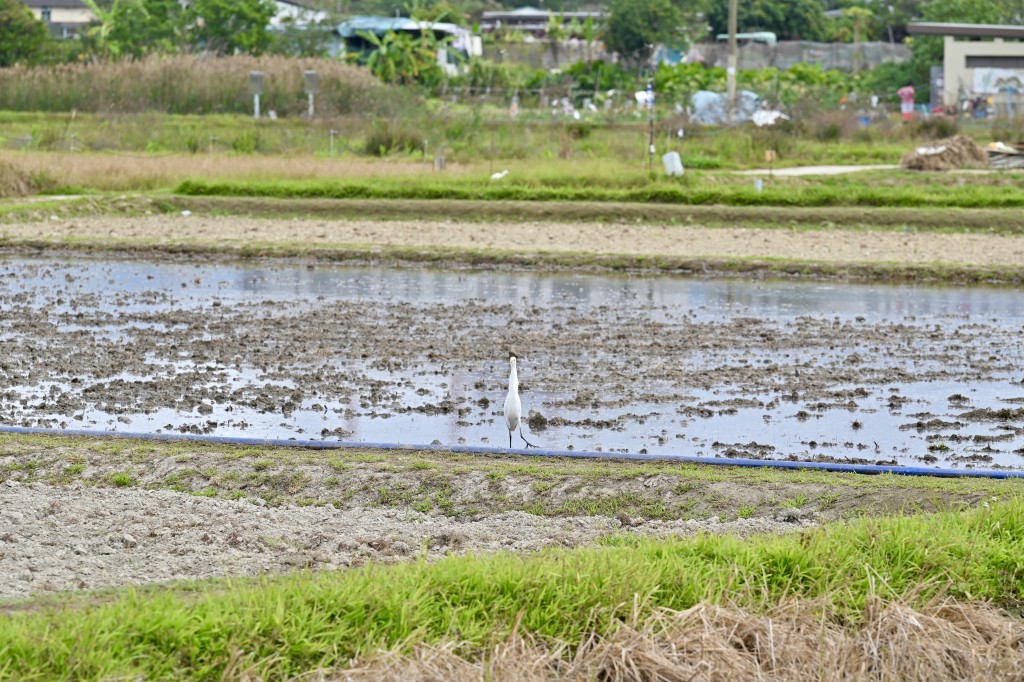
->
[2,424,1022,479]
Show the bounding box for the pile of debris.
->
[986,141,1024,169]
[899,134,989,171]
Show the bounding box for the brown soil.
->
[2,437,1016,599]
[5,213,1024,270]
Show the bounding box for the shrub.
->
[916,115,959,139]
[362,122,423,156]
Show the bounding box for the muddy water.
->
[1,255,1024,469]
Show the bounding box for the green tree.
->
[110,0,182,57]
[404,0,459,23]
[706,0,828,41]
[604,0,683,67]
[80,0,182,59]
[269,19,335,58]
[0,0,52,66]
[185,0,276,55]
[824,0,924,42]
[80,0,183,59]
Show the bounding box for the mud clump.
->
[958,407,1024,422]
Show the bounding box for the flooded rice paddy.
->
[1,255,1024,469]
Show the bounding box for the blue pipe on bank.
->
[2,424,1023,480]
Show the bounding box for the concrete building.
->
[23,0,94,39]
[270,0,329,28]
[479,6,605,36]
[907,22,1024,113]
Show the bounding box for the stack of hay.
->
[899,134,989,171]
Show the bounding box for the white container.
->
[662,151,684,177]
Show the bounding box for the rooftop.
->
[906,23,1024,40]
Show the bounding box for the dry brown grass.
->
[0,159,39,198]
[0,55,386,117]
[324,598,1024,682]
[0,151,473,193]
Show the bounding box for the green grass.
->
[1,494,1022,680]
[105,471,137,488]
[175,171,1024,209]
[0,109,907,166]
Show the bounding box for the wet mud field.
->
[2,253,1024,470]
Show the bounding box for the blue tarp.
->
[689,89,761,124]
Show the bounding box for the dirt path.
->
[6,214,1024,269]
[0,479,803,599]
[737,164,899,175]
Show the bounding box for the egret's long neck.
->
[509,365,518,391]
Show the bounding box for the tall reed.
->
[0,55,405,117]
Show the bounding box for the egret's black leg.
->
[519,428,537,448]
[509,432,513,449]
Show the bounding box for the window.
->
[42,7,52,22]
[966,56,1024,69]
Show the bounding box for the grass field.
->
[0,108,935,167]
[2,131,1021,210]
[172,169,1024,208]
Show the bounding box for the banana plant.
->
[359,30,400,84]
[79,0,139,59]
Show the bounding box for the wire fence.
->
[482,39,911,73]
[693,41,911,72]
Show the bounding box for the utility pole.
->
[726,0,738,122]
[646,77,655,172]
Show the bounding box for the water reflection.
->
[2,256,1024,468]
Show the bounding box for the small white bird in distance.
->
[504,354,537,449]
[490,169,509,180]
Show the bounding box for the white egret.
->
[490,169,509,180]
[503,355,536,449]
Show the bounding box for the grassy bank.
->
[180,167,1024,206]
[7,193,1024,234]
[2,433,1018,522]
[1,482,1021,680]
[161,195,1024,233]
